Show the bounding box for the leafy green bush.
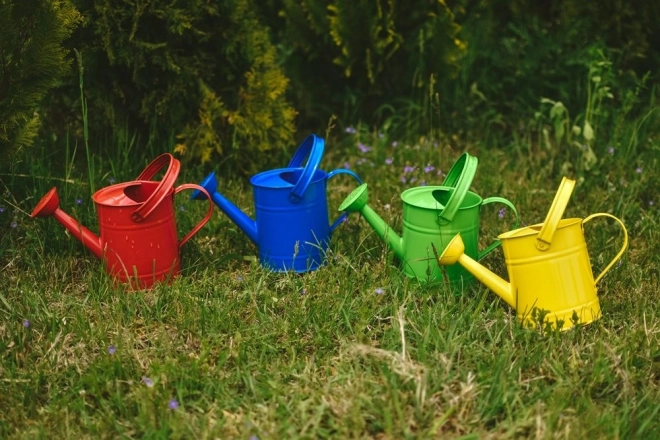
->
[0,0,81,157]
[259,0,465,134]
[47,0,296,171]
[441,0,660,140]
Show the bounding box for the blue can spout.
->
[191,172,258,244]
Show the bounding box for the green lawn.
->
[1,132,658,439]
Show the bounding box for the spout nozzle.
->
[436,234,465,265]
[31,187,60,218]
[338,183,369,213]
[191,172,218,200]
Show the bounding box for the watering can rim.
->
[436,152,478,223]
[498,217,583,240]
[250,167,328,190]
[92,180,170,207]
[401,185,484,211]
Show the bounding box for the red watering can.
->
[31,153,214,289]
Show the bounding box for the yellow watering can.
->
[436,177,629,330]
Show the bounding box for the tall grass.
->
[1,96,658,438]
[1,38,659,440]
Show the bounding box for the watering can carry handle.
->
[536,177,576,251]
[131,153,181,223]
[327,169,363,233]
[477,196,520,260]
[582,213,629,285]
[437,153,478,224]
[173,184,215,248]
[287,134,325,204]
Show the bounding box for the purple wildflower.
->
[357,158,367,165]
[142,377,154,387]
[168,399,179,410]
[607,147,614,155]
[375,288,384,295]
[76,198,83,205]
[249,436,259,440]
[424,165,435,173]
[108,345,116,355]
[498,208,506,219]
[636,167,643,174]
[385,157,393,165]
[343,161,351,169]
[23,319,30,328]
[357,143,372,153]
[179,205,185,211]
[10,221,17,228]
[409,177,417,183]
[345,126,357,134]
[237,275,243,282]
[0,206,5,213]
[392,141,398,147]
[108,177,116,184]
[420,181,427,186]
[400,176,407,184]
[301,288,307,296]
[403,165,415,174]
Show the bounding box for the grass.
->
[0,119,659,439]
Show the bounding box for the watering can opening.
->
[401,186,482,212]
[250,167,326,189]
[123,182,158,203]
[92,181,163,207]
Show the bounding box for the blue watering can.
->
[191,134,362,272]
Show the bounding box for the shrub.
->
[0,0,81,158]
[47,0,296,172]
[441,0,660,140]
[259,0,465,134]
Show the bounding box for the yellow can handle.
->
[582,213,629,285]
[536,177,576,251]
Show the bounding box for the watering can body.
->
[192,134,362,272]
[339,153,518,286]
[437,178,629,329]
[499,217,611,326]
[400,186,518,284]
[31,154,213,289]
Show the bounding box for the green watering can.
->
[338,153,519,285]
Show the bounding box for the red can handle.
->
[173,184,214,249]
[131,153,181,223]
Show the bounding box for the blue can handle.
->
[327,169,363,233]
[287,134,325,204]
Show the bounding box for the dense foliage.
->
[0,0,81,157]
[52,0,297,171]
[1,0,658,170]
[258,0,465,132]
[441,0,660,137]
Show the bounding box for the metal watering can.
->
[338,153,519,285]
[30,153,214,289]
[436,177,629,330]
[191,134,362,272]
